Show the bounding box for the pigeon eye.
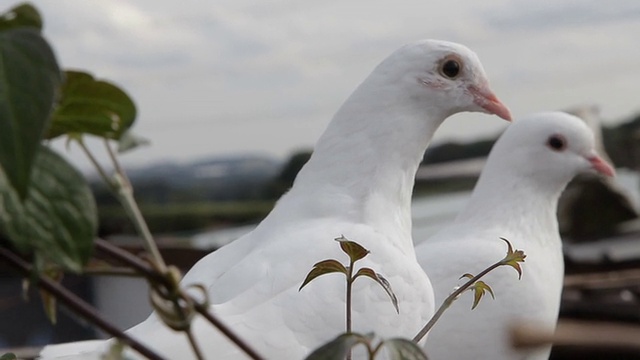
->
[546,135,566,151]
[440,59,461,79]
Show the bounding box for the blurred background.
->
[23,0,640,169]
[2,1,640,359]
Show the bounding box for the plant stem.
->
[76,139,113,189]
[184,329,204,360]
[346,259,354,360]
[0,246,165,360]
[94,239,163,282]
[346,264,353,334]
[103,139,131,187]
[413,260,503,343]
[114,182,167,270]
[103,140,167,272]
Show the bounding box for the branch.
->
[94,239,266,360]
[413,238,524,343]
[413,259,503,343]
[0,246,165,360]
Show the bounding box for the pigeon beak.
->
[468,85,512,122]
[587,154,615,177]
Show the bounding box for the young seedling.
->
[300,236,428,360]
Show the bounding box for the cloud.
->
[19,0,640,170]
[486,0,640,32]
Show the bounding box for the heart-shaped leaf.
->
[0,146,98,272]
[0,27,61,198]
[0,3,42,31]
[47,70,136,140]
[382,338,429,360]
[299,259,347,291]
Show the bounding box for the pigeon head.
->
[494,111,615,185]
[303,39,512,202]
[370,39,512,121]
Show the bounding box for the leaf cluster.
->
[0,3,138,273]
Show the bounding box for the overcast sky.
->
[24,0,640,170]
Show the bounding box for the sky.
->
[23,0,640,170]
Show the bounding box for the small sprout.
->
[415,237,527,343]
[500,237,526,280]
[299,259,348,291]
[300,236,398,312]
[300,235,401,345]
[460,274,495,310]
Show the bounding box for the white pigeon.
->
[40,39,510,360]
[416,111,615,360]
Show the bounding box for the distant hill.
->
[92,154,283,206]
[92,155,283,234]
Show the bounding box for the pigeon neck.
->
[455,161,565,243]
[281,85,447,253]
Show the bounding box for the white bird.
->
[40,39,510,360]
[416,111,615,360]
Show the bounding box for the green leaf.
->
[0,3,42,31]
[0,352,17,360]
[382,338,429,360]
[335,235,370,263]
[500,237,526,280]
[47,70,137,140]
[305,333,368,360]
[0,27,61,198]
[354,267,399,314]
[0,146,98,272]
[299,259,348,291]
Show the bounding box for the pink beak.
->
[588,155,615,177]
[468,85,512,122]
